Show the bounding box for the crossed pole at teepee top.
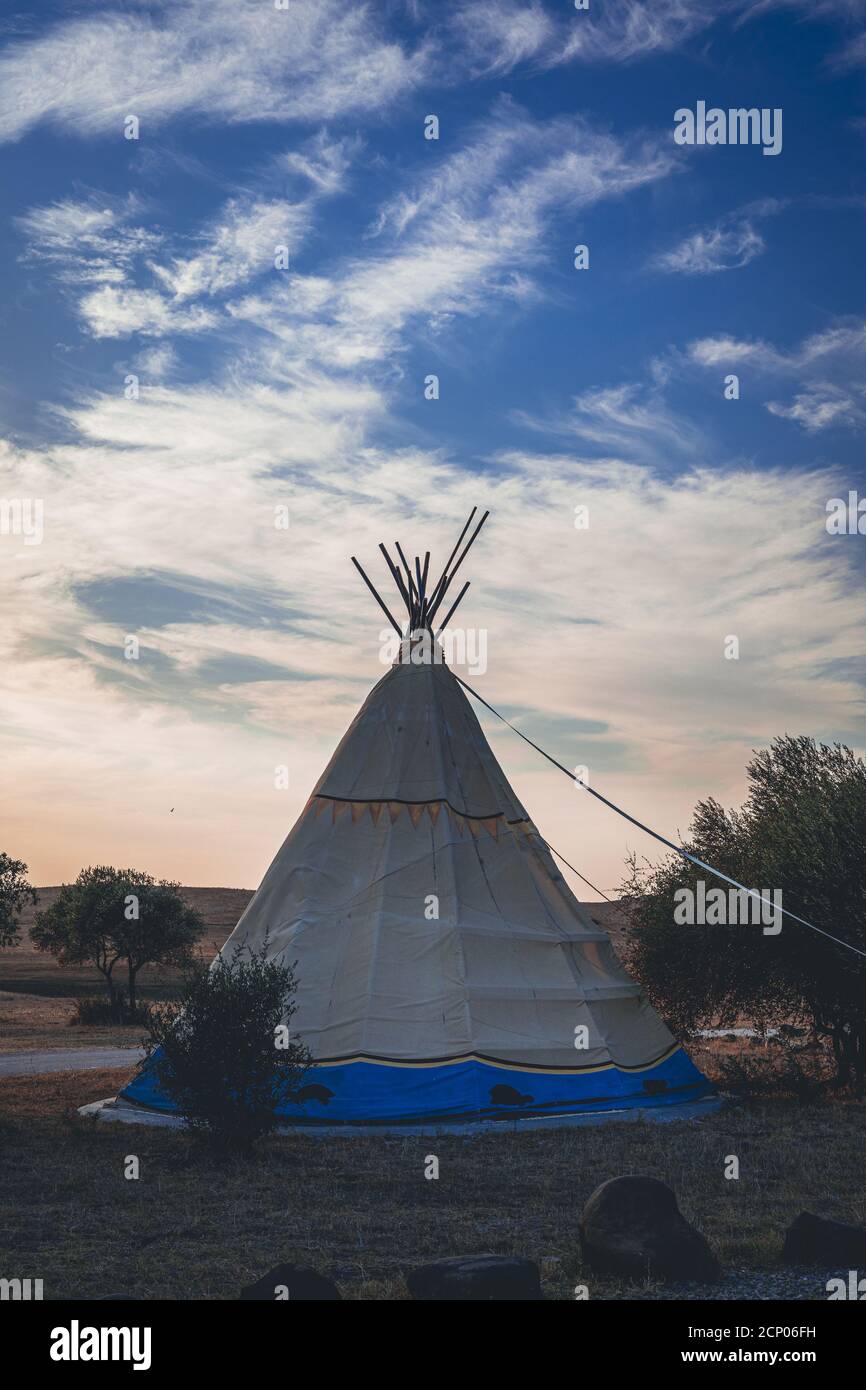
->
[351,507,489,637]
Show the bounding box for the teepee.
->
[119,511,713,1129]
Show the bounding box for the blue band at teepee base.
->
[120,1044,712,1125]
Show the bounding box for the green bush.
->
[70,994,151,1027]
[144,942,311,1154]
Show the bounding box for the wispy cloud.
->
[650,214,768,275]
[687,320,866,432]
[279,131,361,195]
[77,286,219,339]
[230,105,677,370]
[21,104,670,360]
[687,321,866,372]
[0,0,753,154]
[766,384,866,431]
[449,1,559,75]
[20,179,336,339]
[570,0,730,62]
[150,199,308,301]
[134,343,178,380]
[17,196,162,286]
[449,0,734,73]
[0,0,428,145]
[832,29,866,69]
[737,0,866,70]
[515,383,702,463]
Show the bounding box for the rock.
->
[239,1263,341,1300]
[407,1255,542,1301]
[783,1212,866,1266]
[579,1176,720,1283]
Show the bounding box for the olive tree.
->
[621,736,866,1087]
[0,854,36,949]
[31,866,203,1015]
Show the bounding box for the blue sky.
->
[0,0,864,891]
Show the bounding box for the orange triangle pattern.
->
[305,795,526,841]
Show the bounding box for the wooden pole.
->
[436,580,470,635]
[351,557,403,636]
[379,542,412,620]
[427,508,476,612]
[427,510,488,624]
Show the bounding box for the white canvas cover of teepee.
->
[118,512,713,1128]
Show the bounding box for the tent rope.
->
[541,840,614,903]
[455,674,866,962]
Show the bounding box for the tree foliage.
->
[621,735,866,1086]
[31,866,203,1013]
[144,943,311,1153]
[0,853,36,948]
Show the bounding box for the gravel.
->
[612,1266,853,1300]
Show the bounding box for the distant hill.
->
[4,887,255,998]
[15,886,254,934]
[2,887,628,998]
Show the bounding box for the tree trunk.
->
[829,1028,848,1085]
[128,964,138,1015]
[99,966,116,1006]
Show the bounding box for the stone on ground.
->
[783,1212,866,1265]
[579,1175,720,1283]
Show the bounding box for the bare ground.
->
[0,991,145,1052]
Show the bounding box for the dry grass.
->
[0,991,145,1052]
[0,1069,863,1301]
